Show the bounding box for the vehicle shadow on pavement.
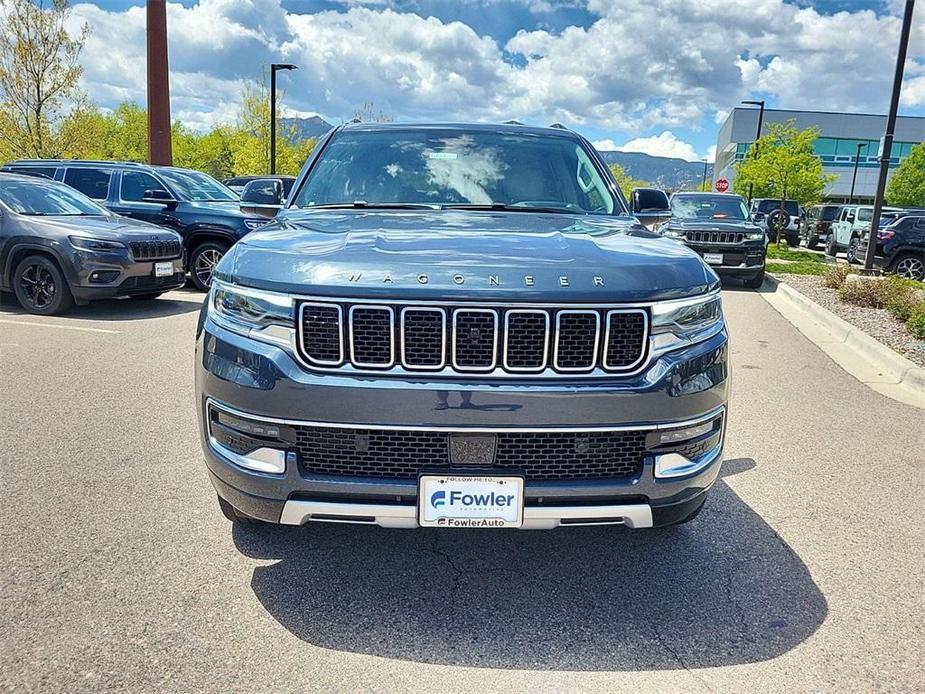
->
[234,457,827,671]
[0,290,203,322]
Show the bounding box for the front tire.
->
[846,237,861,264]
[825,234,838,256]
[13,255,74,315]
[216,495,260,524]
[891,253,925,282]
[806,235,819,249]
[189,241,230,291]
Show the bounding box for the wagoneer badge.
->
[346,272,606,287]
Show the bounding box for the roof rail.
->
[548,122,568,130]
[8,158,147,167]
[502,119,524,125]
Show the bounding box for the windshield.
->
[670,194,748,221]
[756,199,800,216]
[819,206,840,221]
[0,178,109,216]
[159,169,238,202]
[293,129,617,214]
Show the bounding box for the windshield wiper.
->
[442,202,578,214]
[303,201,440,210]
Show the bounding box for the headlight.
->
[208,281,295,348]
[68,236,126,252]
[650,292,723,353]
[661,228,685,239]
[243,219,266,230]
[747,232,765,240]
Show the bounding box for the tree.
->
[0,0,90,157]
[733,120,835,207]
[886,142,925,207]
[608,163,651,200]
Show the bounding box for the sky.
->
[63,0,925,162]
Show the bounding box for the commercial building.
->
[713,108,924,203]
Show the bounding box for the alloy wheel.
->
[895,256,925,281]
[18,263,57,310]
[846,239,859,263]
[194,248,223,287]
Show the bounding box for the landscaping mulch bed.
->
[773,273,925,368]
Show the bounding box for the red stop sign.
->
[715,178,729,193]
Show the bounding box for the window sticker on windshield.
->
[428,152,458,160]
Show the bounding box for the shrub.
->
[907,309,925,340]
[822,265,854,289]
[837,277,891,308]
[886,289,920,323]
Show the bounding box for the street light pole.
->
[742,99,765,204]
[269,63,298,175]
[864,0,915,272]
[701,158,709,191]
[849,142,866,205]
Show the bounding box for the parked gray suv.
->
[195,123,729,530]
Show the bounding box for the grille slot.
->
[299,303,343,365]
[129,239,182,261]
[554,311,600,371]
[604,310,648,370]
[349,306,394,367]
[504,310,549,371]
[295,426,646,480]
[686,231,746,244]
[401,308,445,369]
[452,309,498,371]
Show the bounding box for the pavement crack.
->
[651,623,715,693]
[428,532,464,601]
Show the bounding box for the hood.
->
[31,214,180,241]
[667,218,761,232]
[222,209,717,302]
[186,199,247,216]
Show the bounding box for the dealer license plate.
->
[703,252,724,265]
[154,261,174,277]
[418,475,524,528]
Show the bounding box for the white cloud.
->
[591,138,618,151]
[64,0,924,135]
[614,131,700,161]
[704,145,717,163]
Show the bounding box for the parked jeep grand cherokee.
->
[196,123,729,530]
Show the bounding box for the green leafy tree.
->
[608,163,651,200]
[886,142,925,207]
[733,121,835,207]
[0,0,90,158]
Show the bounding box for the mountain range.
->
[281,116,713,190]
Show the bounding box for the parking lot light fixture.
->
[742,99,765,204]
[849,142,867,205]
[270,63,299,175]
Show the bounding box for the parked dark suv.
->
[802,204,841,249]
[0,173,184,314]
[196,122,729,531]
[856,213,925,281]
[1,160,268,290]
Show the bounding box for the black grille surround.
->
[685,231,746,244]
[295,300,650,377]
[294,426,647,481]
[129,239,183,261]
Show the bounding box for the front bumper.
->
[66,251,186,301]
[684,242,766,276]
[196,316,729,529]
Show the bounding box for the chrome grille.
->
[686,231,746,244]
[129,239,182,261]
[295,301,649,376]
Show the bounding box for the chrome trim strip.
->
[208,436,287,475]
[451,308,499,372]
[503,309,550,372]
[602,308,650,372]
[399,306,446,371]
[348,304,395,369]
[296,301,344,366]
[206,397,725,434]
[279,499,654,529]
[553,310,601,372]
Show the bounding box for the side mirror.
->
[847,214,856,223]
[629,187,671,230]
[753,212,766,222]
[142,189,177,207]
[240,179,284,218]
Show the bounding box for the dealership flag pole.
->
[146,0,172,166]
[864,0,916,272]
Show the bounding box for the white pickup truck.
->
[826,205,901,263]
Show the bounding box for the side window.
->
[7,166,57,180]
[63,168,111,200]
[120,171,168,202]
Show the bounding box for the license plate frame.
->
[154,261,174,277]
[703,252,724,265]
[418,474,524,528]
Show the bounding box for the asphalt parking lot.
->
[1,286,923,692]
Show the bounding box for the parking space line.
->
[0,319,121,334]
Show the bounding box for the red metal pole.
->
[146,0,172,165]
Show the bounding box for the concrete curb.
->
[760,275,925,409]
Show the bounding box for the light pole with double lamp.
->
[270,63,298,175]
[849,142,867,205]
[742,99,765,204]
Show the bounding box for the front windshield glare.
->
[159,169,238,202]
[0,180,108,216]
[293,130,616,214]
[671,195,749,221]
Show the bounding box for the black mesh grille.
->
[129,239,182,261]
[453,310,497,369]
[402,309,444,367]
[505,312,548,369]
[350,307,393,365]
[686,231,746,244]
[295,427,645,480]
[555,312,598,370]
[300,305,342,364]
[605,311,647,369]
